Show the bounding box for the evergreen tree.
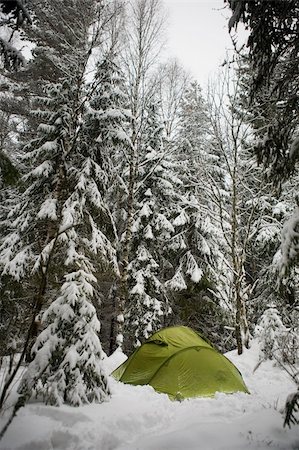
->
[0,0,121,407]
[167,81,233,350]
[170,81,227,291]
[226,1,299,290]
[226,4,299,424]
[254,305,287,361]
[114,0,166,350]
[247,181,299,325]
[0,0,31,71]
[226,0,299,182]
[125,102,178,347]
[81,53,131,353]
[227,56,299,342]
[284,390,299,428]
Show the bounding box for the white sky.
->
[162,0,241,88]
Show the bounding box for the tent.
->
[112,326,249,399]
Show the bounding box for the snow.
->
[155,214,175,233]
[185,251,203,283]
[200,236,211,256]
[173,210,189,227]
[37,198,58,221]
[1,341,298,450]
[144,225,154,240]
[280,206,299,275]
[272,202,288,218]
[139,203,152,218]
[165,269,187,291]
[29,160,53,178]
[190,266,203,283]
[2,245,32,281]
[111,130,131,145]
[130,282,144,295]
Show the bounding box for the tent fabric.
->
[112,326,249,399]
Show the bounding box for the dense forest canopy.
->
[226,0,299,181]
[226,0,299,426]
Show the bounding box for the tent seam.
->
[148,345,215,385]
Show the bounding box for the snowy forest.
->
[0,0,298,448]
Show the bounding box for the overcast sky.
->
[162,0,239,88]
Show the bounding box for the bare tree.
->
[206,63,267,354]
[156,58,190,139]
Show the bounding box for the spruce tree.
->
[114,0,166,351]
[80,53,131,353]
[0,0,121,407]
[0,0,31,71]
[226,0,299,182]
[125,102,177,347]
[166,81,233,350]
[255,305,287,361]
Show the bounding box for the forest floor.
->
[0,341,298,450]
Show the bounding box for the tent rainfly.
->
[112,326,249,400]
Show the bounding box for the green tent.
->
[112,326,249,399]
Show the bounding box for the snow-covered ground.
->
[0,342,298,450]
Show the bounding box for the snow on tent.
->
[112,326,249,399]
